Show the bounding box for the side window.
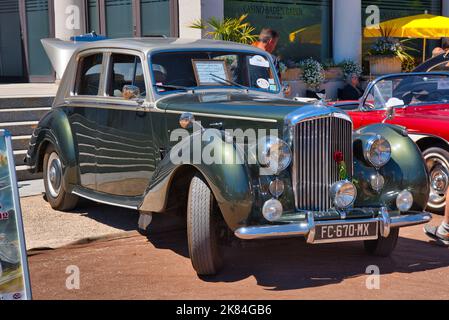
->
[75,53,103,96]
[429,61,449,72]
[107,53,146,98]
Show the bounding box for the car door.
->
[95,51,156,197]
[67,51,106,190]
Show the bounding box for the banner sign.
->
[0,130,31,300]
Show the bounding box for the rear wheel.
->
[364,228,399,257]
[43,145,79,211]
[423,147,449,214]
[187,175,223,275]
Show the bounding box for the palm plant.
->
[190,14,258,45]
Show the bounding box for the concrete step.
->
[15,165,42,181]
[11,135,31,151]
[0,96,54,109]
[14,150,27,166]
[0,107,50,122]
[0,121,38,136]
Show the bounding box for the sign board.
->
[192,59,231,86]
[0,130,31,300]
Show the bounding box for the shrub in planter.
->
[339,59,363,80]
[298,58,325,94]
[367,37,414,75]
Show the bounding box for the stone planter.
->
[324,67,343,80]
[368,56,402,75]
[282,67,303,81]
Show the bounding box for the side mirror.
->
[383,98,403,123]
[122,85,140,100]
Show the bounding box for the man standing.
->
[425,189,449,246]
[253,28,281,78]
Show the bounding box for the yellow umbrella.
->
[289,24,321,45]
[364,13,449,61]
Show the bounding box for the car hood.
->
[155,91,341,123]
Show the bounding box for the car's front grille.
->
[293,116,353,211]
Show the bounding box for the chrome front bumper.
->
[234,208,432,244]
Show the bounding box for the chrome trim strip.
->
[234,211,432,241]
[165,109,278,123]
[72,190,139,210]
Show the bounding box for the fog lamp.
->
[269,179,285,198]
[370,173,385,192]
[330,180,357,209]
[396,190,413,212]
[262,199,283,222]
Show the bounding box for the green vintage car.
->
[27,38,431,275]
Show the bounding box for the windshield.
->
[150,50,280,94]
[366,73,449,109]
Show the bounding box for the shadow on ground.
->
[145,212,449,291]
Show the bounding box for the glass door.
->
[105,0,133,38]
[0,0,25,82]
[24,0,54,81]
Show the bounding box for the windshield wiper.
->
[155,84,191,92]
[209,74,249,91]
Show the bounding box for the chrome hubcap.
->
[47,152,62,198]
[425,153,449,209]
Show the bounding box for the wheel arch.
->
[413,134,449,153]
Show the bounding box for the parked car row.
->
[26,38,434,275]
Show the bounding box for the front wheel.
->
[43,145,79,211]
[187,175,223,276]
[423,147,449,214]
[364,228,399,257]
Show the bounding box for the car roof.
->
[75,37,267,55]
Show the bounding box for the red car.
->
[333,72,449,213]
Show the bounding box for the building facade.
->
[0,0,448,83]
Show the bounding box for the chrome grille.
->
[294,116,353,211]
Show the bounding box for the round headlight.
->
[259,136,292,175]
[330,180,357,209]
[364,135,391,168]
[262,199,283,222]
[396,190,413,212]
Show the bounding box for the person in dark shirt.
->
[338,73,364,101]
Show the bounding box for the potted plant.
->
[298,58,325,98]
[339,59,363,80]
[190,14,258,44]
[367,37,413,75]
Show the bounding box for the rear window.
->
[75,53,103,96]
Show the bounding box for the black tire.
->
[43,145,79,211]
[187,175,223,275]
[423,147,449,214]
[364,228,399,257]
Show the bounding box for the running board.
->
[72,187,141,210]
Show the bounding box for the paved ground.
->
[21,195,137,249]
[0,83,58,98]
[20,195,449,300]
[18,179,45,198]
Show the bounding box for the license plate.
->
[314,221,379,244]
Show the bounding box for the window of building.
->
[362,0,442,63]
[75,53,103,96]
[107,54,146,97]
[141,0,171,37]
[87,0,176,38]
[25,0,54,80]
[224,0,332,63]
[105,0,133,38]
[87,0,99,33]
